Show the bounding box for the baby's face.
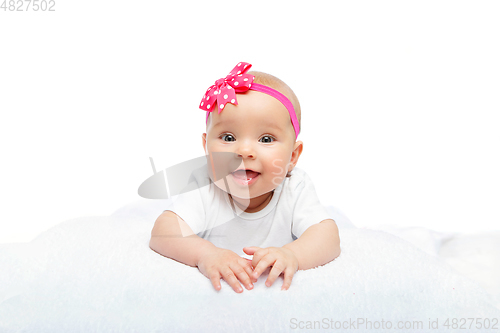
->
[203,90,301,200]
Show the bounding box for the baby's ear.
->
[202,133,207,154]
[289,141,303,170]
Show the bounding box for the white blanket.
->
[1,199,499,332]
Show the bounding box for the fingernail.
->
[248,284,253,290]
[266,281,271,287]
[238,287,243,292]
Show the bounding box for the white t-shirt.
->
[164,166,333,258]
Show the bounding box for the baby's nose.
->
[236,143,255,158]
[237,151,254,158]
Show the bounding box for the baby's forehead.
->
[206,89,296,139]
[212,116,284,131]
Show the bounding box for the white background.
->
[1,0,499,244]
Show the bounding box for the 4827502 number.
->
[1,0,55,11]
[443,318,498,330]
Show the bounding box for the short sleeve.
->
[291,171,333,238]
[164,186,207,235]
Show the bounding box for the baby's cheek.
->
[265,159,288,187]
[267,157,285,176]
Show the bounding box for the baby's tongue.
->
[232,170,259,179]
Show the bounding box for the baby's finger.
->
[231,263,253,290]
[240,259,257,283]
[265,262,285,287]
[251,248,270,270]
[221,268,244,293]
[242,246,259,256]
[252,255,275,280]
[209,271,221,291]
[281,267,295,291]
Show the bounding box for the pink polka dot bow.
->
[199,62,254,113]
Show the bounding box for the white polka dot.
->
[220,104,224,109]
[214,90,218,95]
[234,81,239,86]
[237,71,241,75]
[231,99,235,103]
[238,63,241,66]
[243,78,248,81]
[207,104,210,109]
[227,86,232,89]
[201,102,204,106]
[249,84,251,88]
[206,96,209,100]
[224,94,228,99]
[244,64,248,68]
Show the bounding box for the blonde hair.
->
[248,71,301,133]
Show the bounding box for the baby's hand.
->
[243,246,299,291]
[197,247,256,293]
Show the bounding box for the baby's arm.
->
[283,219,340,270]
[245,219,340,290]
[149,211,255,293]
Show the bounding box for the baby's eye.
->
[221,134,236,142]
[259,136,275,143]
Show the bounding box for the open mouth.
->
[231,169,260,185]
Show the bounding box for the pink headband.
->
[199,62,300,139]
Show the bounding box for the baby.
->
[149,62,340,293]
